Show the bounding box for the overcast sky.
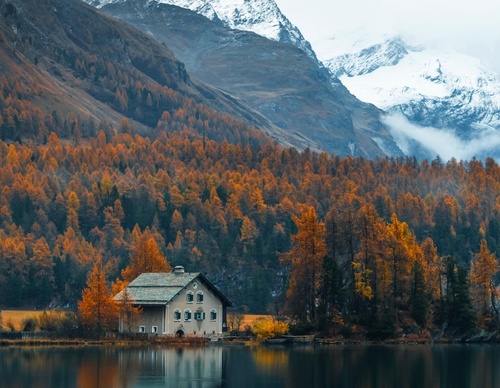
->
[274,0,500,69]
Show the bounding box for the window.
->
[194,311,205,321]
[196,291,204,303]
[152,326,158,333]
[139,326,145,333]
[174,309,181,321]
[210,309,217,321]
[186,291,194,303]
[184,309,192,321]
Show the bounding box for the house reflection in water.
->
[118,346,224,386]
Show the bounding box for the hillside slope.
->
[0,0,283,145]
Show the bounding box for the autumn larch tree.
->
[281,206,326,325]
[420,237,441,300]
[117,287,141,333]
[121,231,172,283]
[78,257,118,335]
[470,238,499,325]
[385,213,421,307]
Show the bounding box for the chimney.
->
[174,265,185,274]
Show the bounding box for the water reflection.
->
[252,347,289,373]
[224,344,500,388]
[0,346,224,388]
[127,346,223,387]
[76,349,124,388]
[1,344,500,387]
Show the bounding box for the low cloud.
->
[382,113,500,162]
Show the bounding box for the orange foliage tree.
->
[78,257,118,335]
[281,207,326,324]
[470,239,499,323]
[121,230,172,282]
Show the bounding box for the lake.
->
[0,343,499,387]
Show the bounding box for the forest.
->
[0,114,500,336]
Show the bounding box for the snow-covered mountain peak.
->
[324,36,419,78]
[163,0,316,59]
[89,0,316,60]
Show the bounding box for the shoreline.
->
[0,336,210,347]
[2,334,500,348]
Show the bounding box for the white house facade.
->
[114,266,232,337]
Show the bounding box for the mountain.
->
[85,0,500,160]
[88,0,318,62]
[0,0,283,145]
[319,34,500,159]
[86,0,403,158]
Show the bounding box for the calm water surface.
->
[0,343,499,388]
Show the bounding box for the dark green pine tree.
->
[410,261,428,327]
[447,262,476,334]
[319,209,347,332]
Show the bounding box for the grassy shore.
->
[0,310,45,331]
[0,336,209,347]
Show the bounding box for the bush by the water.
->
[252,318,289,341]
[38,311,81,338]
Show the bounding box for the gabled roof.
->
[114,272,232,306]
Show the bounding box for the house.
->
[114,266,232,337]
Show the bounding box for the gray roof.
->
[129,272,198,288]
[114,272,232,306]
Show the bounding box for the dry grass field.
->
[0,310,45,331]
[241,315,272,328]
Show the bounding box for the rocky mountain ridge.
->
[88,0,318,61]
